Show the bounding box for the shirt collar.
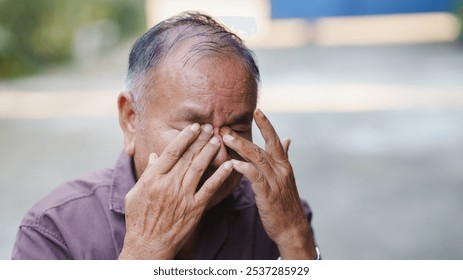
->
[108,150,256,214]
[109,151,136,214]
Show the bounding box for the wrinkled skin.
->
[221,109,316,259]
[117,41,316,259]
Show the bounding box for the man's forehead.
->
[157,47,257,98]
[138,37,258,118]
[165,40,240,73]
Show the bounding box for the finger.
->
[155,123,201,174]
[254,108,287,161]
[195,160,233,206]
[221,127,274,176]
[281,138,291,154]
[168,124,214,180]
[182,136,221,194]
[230,159,268,195]
[178,124,214,163]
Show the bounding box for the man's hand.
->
[221,109,317,260]
[119,123,233,259]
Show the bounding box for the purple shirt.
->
[12,151,313,259]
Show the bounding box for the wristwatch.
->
[277,246,322,260]
[315,246,322,260]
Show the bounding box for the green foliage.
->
[0,0,145,78]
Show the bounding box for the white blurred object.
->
[314,13,460,46]
[145,0,312,48]
[146,1,460,47]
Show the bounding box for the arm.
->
[12,225,72,259]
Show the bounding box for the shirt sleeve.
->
[301,199,313,224]
[12,225,72,260]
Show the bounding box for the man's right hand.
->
[118,123,233,259]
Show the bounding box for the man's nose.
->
[210,127,229,167]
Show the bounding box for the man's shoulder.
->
[21,168,114,227]
[13,166,128,259]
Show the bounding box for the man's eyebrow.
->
[173,109,208,122]
[173,109,253,124]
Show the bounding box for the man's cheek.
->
[155,129,181,154]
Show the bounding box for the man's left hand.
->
[221,108,317,260]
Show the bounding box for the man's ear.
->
[118,91,138,156]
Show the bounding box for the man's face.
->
[131,45,257,207]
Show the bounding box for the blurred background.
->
[1,0,462,259]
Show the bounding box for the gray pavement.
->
[269,110,463,259]
[1,42,463,259]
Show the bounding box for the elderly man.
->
[12,12,319,260]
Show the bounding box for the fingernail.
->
[231,159,240,165]
[210,136,219,145]
[148,153,157,165]
[223,134,235,142]
[190,123,200,131]
[255,108,263,116]
[223,161,232,170]
[202,124,213,133]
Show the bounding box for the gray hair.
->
[125,11,260,116]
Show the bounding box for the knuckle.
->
[200,183,214,197]
[256,172,267,184]
[280,169,290,180]
[165,146,181,158]
[278,164,293,180]
[256,154,267,166]
[189,162,206,174]
[253,147,267,166]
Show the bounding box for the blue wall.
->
[271,0,457,19]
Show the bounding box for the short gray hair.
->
[125,11,260,116]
